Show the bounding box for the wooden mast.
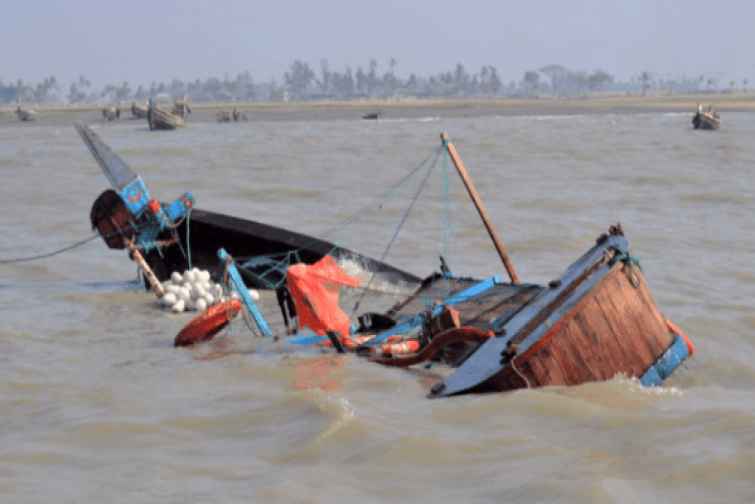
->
[441,132,520,284]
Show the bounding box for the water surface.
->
[1,109,753,502]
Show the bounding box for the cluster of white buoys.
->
[158,268,259,314]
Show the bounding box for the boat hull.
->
[148,106,185,130]
[142,207,421,289]
[692,112,720,130]
[432,230,691,397]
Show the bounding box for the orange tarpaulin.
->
[286,256,361,341]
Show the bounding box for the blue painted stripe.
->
[287,332,328,345]
[217,248,274,338]
[640,334,690,387]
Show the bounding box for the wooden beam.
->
[441,132,520,284]
[127,240,165,298]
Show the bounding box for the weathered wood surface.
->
[483,264,673,391]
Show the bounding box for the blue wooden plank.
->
[287,332,328,345]
[435,235,628,397]
[217,248,273,338]
[364,275,503,347]
[640,335,689,387]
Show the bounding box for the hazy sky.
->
[3,0,753,86]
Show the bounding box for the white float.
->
[158,268,236,314]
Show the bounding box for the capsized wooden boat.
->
[77,123,420,290]
[692,104,720,130]
[255,133,694,396]
[131,102,148,119]
[15,106,37,122]
[147,104,185,130]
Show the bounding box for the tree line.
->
[0,59,747,104]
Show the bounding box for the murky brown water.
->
[1,108,754,502]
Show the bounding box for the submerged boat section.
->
[431,226,692,397]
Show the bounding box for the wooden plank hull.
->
[432,229,691,397]
[482,265,673,391]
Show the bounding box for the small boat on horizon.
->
[130,102,148,119]
[102,106,120,121]
[217,108,248,122]
[362,112,381,120]
[15,105,37,122]
[147,101,185,130]
[172,96,192,119]
[692,104,720,130]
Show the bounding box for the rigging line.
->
[0,215,176,265]
[317,146,443,240]
[351,148,442,315]
[229,147,443,289]
[0,233,101,264]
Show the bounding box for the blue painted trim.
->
[640,334,690,386]
[437,235,629,397]
[361,275,502,347]
[287,332,328,345]
[119,177,151,216]
[444,275,502,304]
[217,248,273,338]
[165,192,194,223]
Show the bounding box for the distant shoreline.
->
[4,93,755,120]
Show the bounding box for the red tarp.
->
[286,256,361,341]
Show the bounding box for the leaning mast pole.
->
[440,132,520,284]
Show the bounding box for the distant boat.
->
[362,112,381,120]
[130,102,148,119]
[692,104,720,130]
[147,104,185,130]
[217,108,247,122]
[172,96,192,119]
[102,106,120,121]
[15,105,37,122]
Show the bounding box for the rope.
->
[231,146,443,294]
[318,146,442,241]
[511,358,531,388]
[185,206,193,270]
[351,148,441,315]
[0,233,101,264]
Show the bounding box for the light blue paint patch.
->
[640,335,690,387]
